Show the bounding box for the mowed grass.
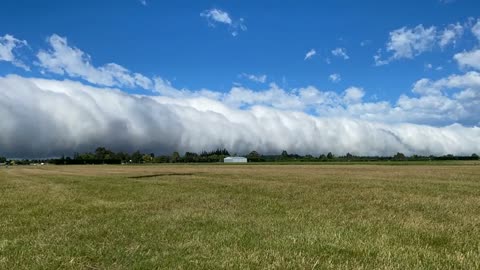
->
[1,164,480,269]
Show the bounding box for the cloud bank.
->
[1,75,479,158]
[1,25,480,158]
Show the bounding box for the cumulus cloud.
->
[1,75,480,158]
[472,19,480,41]
[387,25,437,59]
[376,20,470,65]
[329,73,341,83]
[439,23,464,48]
[304,49,316,60]
[343,87,364,104]
[37,34,154,90]
[404,72,480,125]
[454,49,480,70]
[240,73,267,83]
[200,8,246,36]
[412,71,480,95]
[331,48,349,60]
[0,34,29,70]
[201,9,232,25]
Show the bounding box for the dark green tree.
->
[393,152,406,161]
[247,151,261,162]
[131,151,143,163]
[184,152,199,162]
[171,152,180,163]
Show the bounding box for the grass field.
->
[1,163,480,269]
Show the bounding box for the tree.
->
[115,152,131,163]
[302,154,314,161]
[171,152,180,163]
[131,151,143,163]
[142,154,154,163]
[393,152,406,161]
[0,156,6,163]
[327,152,334,159]
[95,147,115,161]
[281,150,289,157]
[472,153,479,160]
[247,151,261,162]
[95,147,108,160]
[184,152,198,162]
[154,155,170,163]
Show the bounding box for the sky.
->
[1,0,480,158]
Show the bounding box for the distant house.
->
[224,156,247,163]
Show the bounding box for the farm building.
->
[224,156,247,163]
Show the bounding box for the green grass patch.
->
[1,164,479,269]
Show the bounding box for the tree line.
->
[1,147,479,165]
[49,147,232,165]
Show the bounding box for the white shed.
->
[224,156,247,163]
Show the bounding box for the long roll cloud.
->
[1,75,479,158]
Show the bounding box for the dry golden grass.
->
[1,163,479,269]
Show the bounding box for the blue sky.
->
[1,0,480,157]
[1,0,479,97]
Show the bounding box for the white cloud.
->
[0,34,29,70]
[439,23,463,48]
[36,34,153,90]
[454,49,480,70]
[472,19,480,41]
[413,72,480,95]
[329,73,341,83]
[201,8,232,25]
[2,75,480,158]
[373,49,389,66]
[403,72,480,125]
[387,25,437,59]
[304,49,316,60]
[139,0,147,6]
[376,21,468,65]
[240,73,267,83]
[0,35,480,155]
[218,72,480,127]
[343,87,364,104]
[331,48,349,60]
[200,8,246,36]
